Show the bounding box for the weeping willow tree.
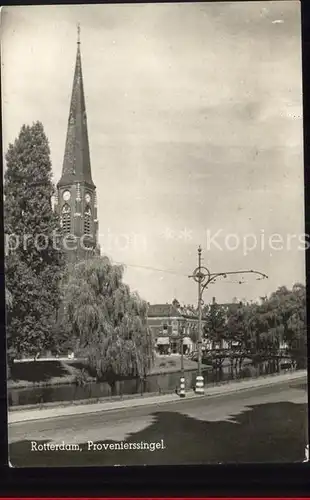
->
[63,256,155,393]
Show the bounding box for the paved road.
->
[9,379,307,466]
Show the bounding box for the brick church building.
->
[54,26,100,263]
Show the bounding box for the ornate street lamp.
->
[189,246,268,395]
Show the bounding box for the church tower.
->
[56,25,99,263]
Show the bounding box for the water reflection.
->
[8,363,273,407]
[9,369,206,406]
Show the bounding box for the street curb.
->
[8,390,174,412]
[9,369,302,413]
[203,371,307,400]
[8,371,307,424]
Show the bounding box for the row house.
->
[147,303,205,355]
[147,298,243,355]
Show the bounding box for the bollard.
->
[303,444,309,462]
[179,377,186,397]
[195,375,204,395]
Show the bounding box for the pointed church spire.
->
[57,25,95,188]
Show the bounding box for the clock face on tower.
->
[63,190,71,201]
[85,193,91,203]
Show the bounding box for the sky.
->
[1,1,305,305]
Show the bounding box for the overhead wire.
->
[114,261,189,277]
[113,260,255,284]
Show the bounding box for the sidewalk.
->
[8,370,307,424]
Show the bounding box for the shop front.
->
[182,336,193,355]
[156,336,170,355]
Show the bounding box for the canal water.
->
[8,356,285,407]
[8,367,238,407]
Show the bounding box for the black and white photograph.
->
[3,1,308,466]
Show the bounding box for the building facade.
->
[147,303,204,355]
[55,27,100,264]
[147,299,238,355]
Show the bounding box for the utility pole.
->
[196,246,204,394]
[189,245,268,395]
[179,318,186,397]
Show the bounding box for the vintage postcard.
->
[3,1,307,467]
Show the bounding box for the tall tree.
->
[252,299,283,374]
[4,122,64,362]
[203,300,227,379]
[226,301,256,377]
[203,300,227,347]
[256,285,305,371]
[63,256,155,393]
[272,283,306,369]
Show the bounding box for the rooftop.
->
[147,303,198,319]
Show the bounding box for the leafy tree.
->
[172,298,181,309]
[63,256,155,393]
[273,284,306,369]
[5,286,13,377]
[203,300,227,379]
[252,299,283,373]
[4,122,64,363]
[203,300,227,347]
[257,284,306,370]
[286,305,306,369]
[225,284,307,375]
[196,284,306,382]
[226,301,256,377]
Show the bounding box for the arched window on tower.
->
[61,204,71,234]
[84,205,92,235]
